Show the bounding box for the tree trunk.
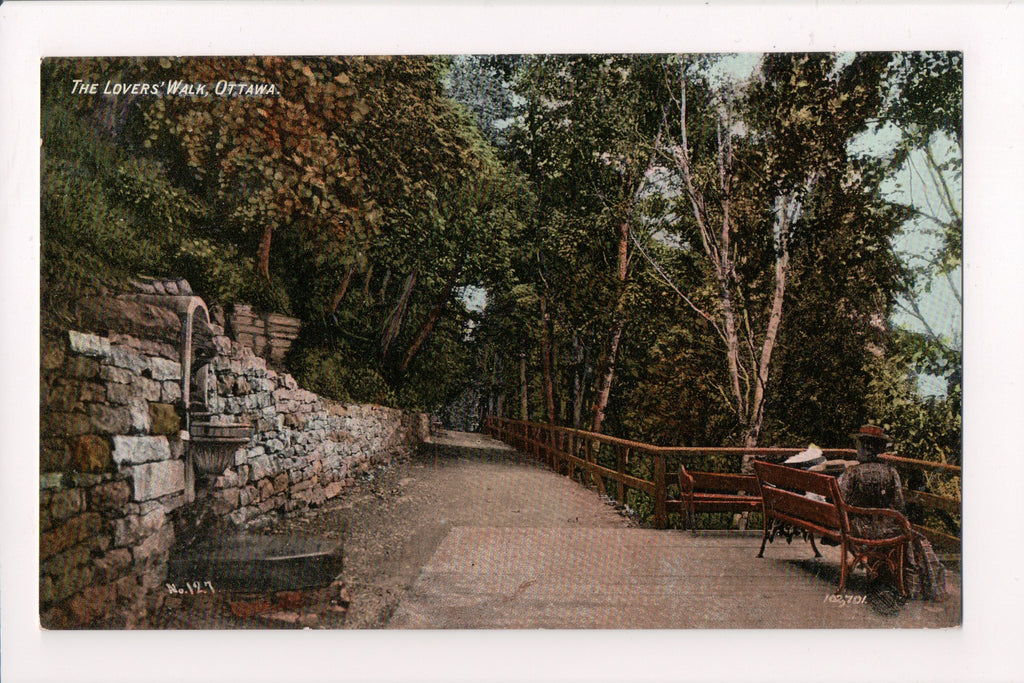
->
[572,338,588,430]
[539,294,557,425]
[591,318,625,435]
[362,263,375,304]
[380,269,417,358]
[399,256,465,373]
[328,264,356,316]
[519,353,529,421]
[591,219,631,435]
[257,223,274,280]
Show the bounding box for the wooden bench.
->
[677,468,761,533]
[752,460,914,596]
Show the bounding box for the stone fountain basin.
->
[168,534,343,592]
[189,421,251,476]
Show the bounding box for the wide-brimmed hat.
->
[850,424,889,444]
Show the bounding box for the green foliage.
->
[39,51,960,467]
[291,345,396,406]
[40,100,166,327]
[865,339,961,468]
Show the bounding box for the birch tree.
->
[657,54,888,461]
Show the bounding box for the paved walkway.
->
[390,432,961,629]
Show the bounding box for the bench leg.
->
[757,521,770,558]
[809,534,823,559]
[838,542,848,596]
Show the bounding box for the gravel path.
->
[149,445,634,629]
[324,449,635,628]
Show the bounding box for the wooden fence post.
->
[653,453,667,529]
[616,445,626,505]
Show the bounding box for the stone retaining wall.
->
[39,323,426,628]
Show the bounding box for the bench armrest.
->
[678,470,695,496]
[842,503,913,541]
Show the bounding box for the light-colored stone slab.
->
[129,460,185,501]
[68,330,110,358]
[112,435,171,466]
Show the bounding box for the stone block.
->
[273,472,289,494]
[290,476,314,493]
[108,346,148,374]
[112,436,171,466]
[40,512,102,559]
[67,582,116,626]
[39,575,56,605]
[212,487,241,514]
[50,563,95,606]
[40,473,65,490]
[129,460,184,501]
[148,403,180,435]
[41,440,71,472]
[132,524,174,566]
[67,471,115,488]
[112,515,138,548]
[282,413,306,430]
[136,377,162,402]
[42,412,91,438]
[44,379,84,412]
[49,488,85,522]
[249,455,274,481]
[88,480,131,511]
[100,365,133,384]
[239,485,257,507]
[68,331,111,358]
[67,436,112,473]
[40,542,91,580]
[66,356,101,379]
[258,478,274,500]
[258,493,285,514]
[87,403,131,435]
[148,357,182,381]
[161,380,182,403]
[106,382,133,405]
[41,336,67,371]
[229,507,252,526]
[127,399,150,434]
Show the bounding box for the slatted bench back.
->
[753,460,843,535]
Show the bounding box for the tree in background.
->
[486,54,668,432]
[860,52,962,469]
[41,52,960,460]
[880,52,962,398]
[650,53,894,459]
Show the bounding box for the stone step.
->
[167,534,342,592]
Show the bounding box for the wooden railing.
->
[482,417,961,554]
[878,453,962,553]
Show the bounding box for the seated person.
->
[839,425,947,603]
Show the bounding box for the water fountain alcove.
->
[127,279,342,594]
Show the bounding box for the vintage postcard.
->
[4,3,1023,683]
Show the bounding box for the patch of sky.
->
[712,52,961,398]
[459,285,487,314]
